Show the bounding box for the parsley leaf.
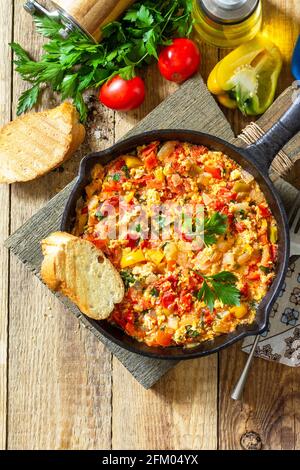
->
[16,85,40,115]
[112,173,121,181]
[122,165,130,178]
[204,212,227,246]
[196,271,240,312]
[150,287,159,297]
[120,270,136,289]
[11,0,194,121]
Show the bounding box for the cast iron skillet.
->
[61,96,300,360]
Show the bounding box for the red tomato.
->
[270,244,278,261]
[112,159,126,171]
[180,292,193,311]
[99,75,145,111]
[106,196,119,207]
[156,329,174,347]
[145,152,158,171]
[235,221,246,232]
[161,292,176,309]
[240,283,249,298]
[140,240,152,249]
[218,188,237,201]
[258,204,271,217]
[204,166,222,179]
[158,38,201,83]
[104,180,121,192]
[246,272,260,281]
[258,233,268,244]
[90,238,107,250]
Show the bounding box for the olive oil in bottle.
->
[192,0,262,48]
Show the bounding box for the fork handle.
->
[231,335,260,401]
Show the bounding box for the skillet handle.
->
[246,89,300,174]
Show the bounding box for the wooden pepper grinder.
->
[24,0,135,42]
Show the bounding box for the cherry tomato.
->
[158,38,201,83]
[99,75,145,111]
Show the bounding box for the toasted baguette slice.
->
[0,103,85,184]
[41,232,124,320]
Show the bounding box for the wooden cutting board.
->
[5,74,300,389]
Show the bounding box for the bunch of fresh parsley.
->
[10,0,193,121]
[196,272,241,312]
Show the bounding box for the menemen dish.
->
[73,141,278,348]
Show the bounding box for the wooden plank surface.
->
[1,0,300,451]
[0,0,12,451]
[7,1,113,449]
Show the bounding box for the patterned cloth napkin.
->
[242,259,300,367]
[239,122,300,366]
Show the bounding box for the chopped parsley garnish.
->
[122,165,130,178]
[120,270,136,289]
[112,173,121,181]
[150,287,159,297]
[196,271,240,312]
[238,209,247,219]
[185,325,200,338]
[136,224,141,233]
[95,211,107,221]
[259,266,272,274]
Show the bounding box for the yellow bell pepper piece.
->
[145,249,165,265]
[120,248,145,268]
[124,191,135,203]
[230,304,248,319]
[207,35,282,116]
[154,167,165,182]
[217,94,238,110]
[124,156,143,169]
[233,181,251,193]
[207,63,223,95]
[270,225,278,244]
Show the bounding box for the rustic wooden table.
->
[1,0,300,450]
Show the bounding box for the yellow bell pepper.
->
[120,248,145,268]
[269,225,278,244]
[154,167,165,182]
[207,35,282,116]
[230,304,248,319]
[233,181,251,193]
[124,190,135,203]
[124,156,143,169]
[145,249,165,265]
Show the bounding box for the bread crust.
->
[41,232,125,320]
[0,103,86,184]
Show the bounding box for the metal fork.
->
[231,192,300,401]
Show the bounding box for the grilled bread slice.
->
[0,103,85,184]
[41,232,124,320]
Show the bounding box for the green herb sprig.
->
[204,212,228,246]
[10,0,193,121]
[196,271,241,312]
